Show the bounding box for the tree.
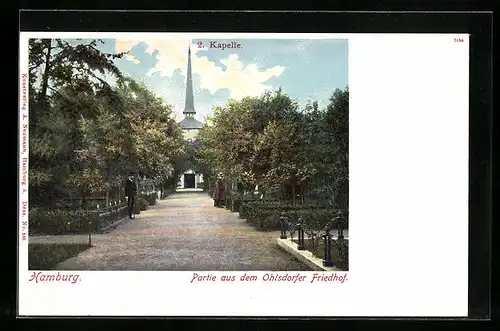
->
[197,86,349,207]
[28,39,184,208]
[307,87,349,209]
[29,39,125,123]
[29,39,125,206]
[325,87,349,210]
[197,89,302,196]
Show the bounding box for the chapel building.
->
[177,45,204,189]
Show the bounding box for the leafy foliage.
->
[28,39,184,207]
[196,87,349,209]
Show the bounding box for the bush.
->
[239,200,320,217]
[334,239,349,270]
[136,196,149,213]
[231,197,251,212]
[43,198,107,210]
[291,238,349,271]
[237,198,266,218]
[29,243,90,270]
[162,189,173,199]
[29,204,130,235]
[29,208,100,235]
[224,197,232,210]
[143,193,157,206]
[258,209,337,231]
[232,199,241,212]
[238,201,347,231]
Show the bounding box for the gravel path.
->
[46,191,311,271]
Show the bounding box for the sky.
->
[69,37,348,123]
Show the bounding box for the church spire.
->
[183,42,196,115]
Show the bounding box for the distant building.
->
[177,45,204,189]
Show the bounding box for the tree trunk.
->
[81,189,87,210]
[40,39,53,104]
[292,183,296,207]
[301,184,305,204]
[105,165,112,207]
[105,189,109,207]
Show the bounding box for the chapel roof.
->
[178,116,204,129]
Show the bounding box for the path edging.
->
[277,238,341,272]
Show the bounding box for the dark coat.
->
[125,179,138,197]
[212,179,226,201]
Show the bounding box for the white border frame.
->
[19,32,469,317]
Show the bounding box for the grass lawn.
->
[28,243,90,270]
[292,238,349,271]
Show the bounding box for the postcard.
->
[18,32,469,317]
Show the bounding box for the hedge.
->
[29,203,129,235]
[239,201,323,220]
[29,243,90,270]
[238,201,347,231]
[142,193,157,207]
[29,192,160,235]
[29,208,101,235]
[291,238,349,271]
[235,198,263,215]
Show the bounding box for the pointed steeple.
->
[178,42,204,130]
[183,43,196,115]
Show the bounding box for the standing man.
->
[125,172,138,219]
[212,173,226,208]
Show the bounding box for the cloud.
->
[125,54,140,64]
[114,39,285,100]
[196,54,285,99]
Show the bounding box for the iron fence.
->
[279,212,349,270]
[86,201,129,232]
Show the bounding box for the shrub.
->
[290,238,349,271]
[232,199,241,212]
[143,193,157,206]
[224,196,232,210]
[333,239,349,270]
[29,204,131,235]
[161,189,173,199]
[133,201,141,214]
[240,201,323,215]
[259,209,337,231]
[28,243,90,270]
[238,200,347,231]
[29,208,100,235]
[136,196,149,212]
[238,198,264,218]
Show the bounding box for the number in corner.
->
[454,38,464,43]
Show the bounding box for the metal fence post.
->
[297,216,305,250]
[323,226,333,267]
[88,221,92,247]
[287,218,295,241]
[338,219,344,241]
[279,212,288,239]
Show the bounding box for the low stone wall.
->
[277,238,341,272]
